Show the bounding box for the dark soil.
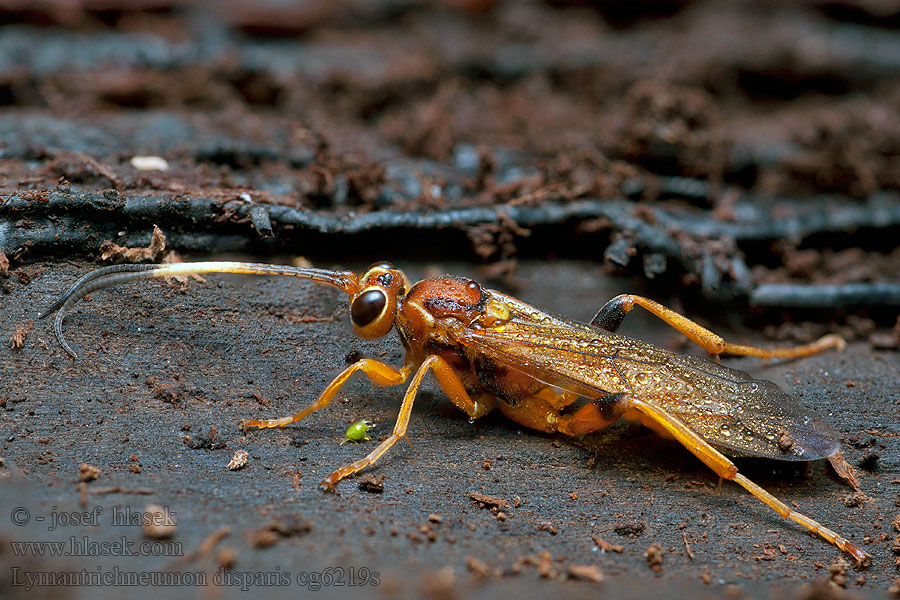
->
[2,260,898,599]
[1,1,899,598]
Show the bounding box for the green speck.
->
[342,420,372,444]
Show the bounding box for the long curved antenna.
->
[39,262,360,358]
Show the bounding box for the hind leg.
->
[626,395,868,565]
[591,294,844,359]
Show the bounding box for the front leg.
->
[241,359,410,431]
[320,354,492,490]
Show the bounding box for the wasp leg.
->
[628,396,870,566]
[423,355,496,420]
[241,359,410,431]
[591,294,845,359]
[320,355,492,490]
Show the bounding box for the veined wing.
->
[449,291,839,461]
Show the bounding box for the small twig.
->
[682,530,694,560]
[166,526,231,569]
[752,282,900,308]
[249,204,274,239]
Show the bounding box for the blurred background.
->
[0,1,898,310]
[2,1,899,338]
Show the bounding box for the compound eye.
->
[351,289,387,327]
[368,261,395,271]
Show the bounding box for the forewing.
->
[451,291,839,461]
[658,353,840,461]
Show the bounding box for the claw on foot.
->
[239,419,261,434]
[319,476,338,492]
